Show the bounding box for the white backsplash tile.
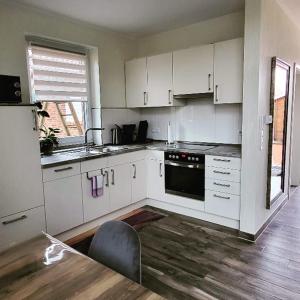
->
[100,101,242,145]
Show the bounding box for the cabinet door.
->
[0,206,45,253]
[173,44,214,95]
[147,158,165,201]
[44,175,83,235]
[82,170,110,223]
[214,38,244,104]
[0,107,44,218]
[109,164,132,211]
[147,53,173,107]
[125,58,147,108]
[131,160,147,203]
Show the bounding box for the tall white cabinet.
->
[0,106,45,252]
[214,38,244,104]
[173,44,214,95]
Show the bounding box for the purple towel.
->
[90,175,103,198]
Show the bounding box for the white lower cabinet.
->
[0,206,45,253]
[109,164,132,211]
[205,190,240,220]
[44,175,83,235]
[131,160,147,203]
[82,170,110,223]
[205,155,241,220]
[147,151,165,201]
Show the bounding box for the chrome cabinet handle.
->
[215,85,219,102]
[159,162,163,177]
[111,169,115,185]
[2,215,27,225]
[208,74,211,91]
[32,109,38,131]
[54,166,73,172]
[213,170,231,175]
[105,170,109,187]
[143,92,148,105]
[132,164,136,179]
[213,158,231,162]
[214,194,230,200]
[213,182,231,188]
[168,89,172,105]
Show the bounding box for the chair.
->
[88,220,142,283]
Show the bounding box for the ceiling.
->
[13,0,244,38]
[277,0,300,31]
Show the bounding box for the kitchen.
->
[1,0,300,299]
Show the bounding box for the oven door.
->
[165,160,205,201]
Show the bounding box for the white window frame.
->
[25,36,93,146]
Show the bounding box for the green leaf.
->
[37,110,50,118]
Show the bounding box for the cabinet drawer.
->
[205,166,240,183]
[108,150,146,167]
[43,163,81,182]
[0,206,45,253]
[205,190,240,220]
[206,155,241,170]
[81,157,108,173]
[205,178,240,195]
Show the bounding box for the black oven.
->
[164,151,205,201]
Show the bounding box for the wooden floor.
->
[139,188,300,300]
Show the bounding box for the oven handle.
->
[165,160,204,169]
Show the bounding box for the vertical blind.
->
[27,45,88,102]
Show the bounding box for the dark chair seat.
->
[88,220,142,283]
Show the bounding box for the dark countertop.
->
[0,233,163,300]
[41,142,241,169]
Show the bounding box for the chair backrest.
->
[88,220,142,283]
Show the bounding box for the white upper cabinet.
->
[147,53,173,107]
[214,38,244,104]
[173,44,214,95]
[125,57,147,107]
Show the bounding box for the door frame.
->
[288,64,300,195]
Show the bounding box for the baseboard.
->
[239,195,288,241]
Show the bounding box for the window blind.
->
[28,45,88,102]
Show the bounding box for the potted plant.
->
[36,102,60,155]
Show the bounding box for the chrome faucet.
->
[85,127,105,151]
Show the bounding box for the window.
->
[27,44,90,144]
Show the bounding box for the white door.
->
[44,175,83,235]
[109,164,132,211]
[0,107,44,218]
[82,169,110,222]
[173,44,214,95]
[214,38,244,104]
[147,53,173,107]
[147,158,165,201]
[125,58,148,107]
[131,160,147,203]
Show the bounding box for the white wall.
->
[0,1,136,108]
[101,108,141,144]
[241,0,300,234]
[137,11,245,57]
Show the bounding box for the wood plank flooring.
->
[138,188,300,299]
